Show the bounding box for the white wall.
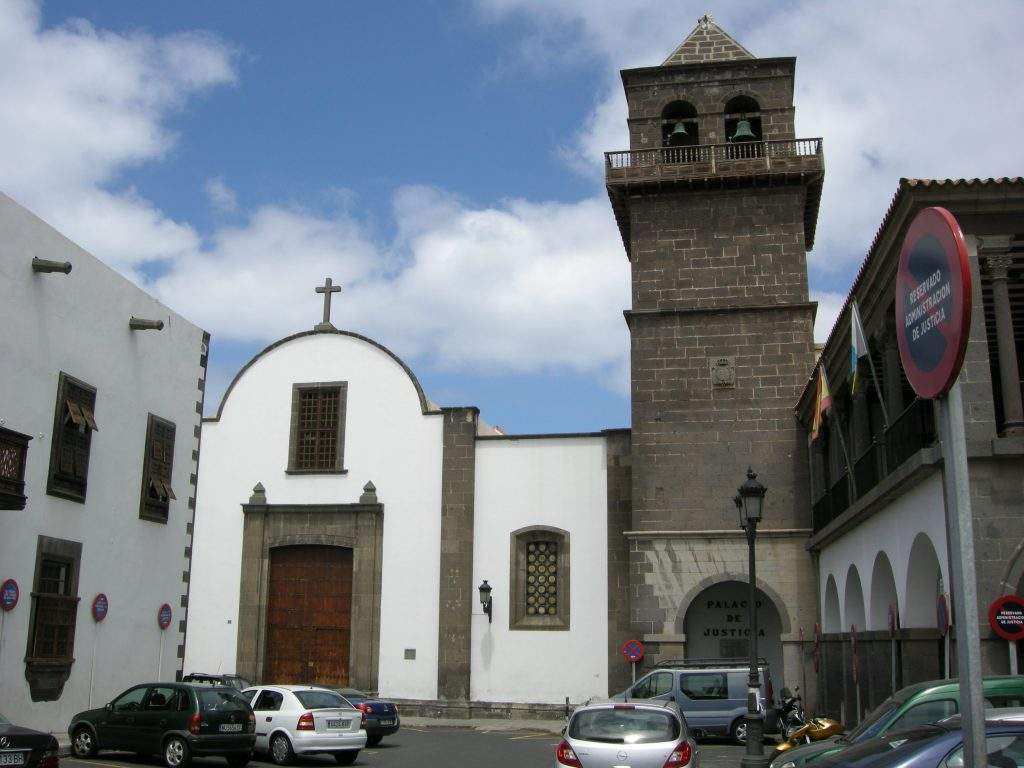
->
[471,437,609,704]
[818,472,948,631]
[185,332,444,700]
[0,194,204,732]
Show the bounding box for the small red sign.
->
[937,593,951,637]
[895,207,973,399]
[989,594,1024,642]
[621,638,645,663]
[0,579,18,611]
[158,603,173,630]
[92,593,109,622]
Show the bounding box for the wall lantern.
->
[478,580,493,623]
[737,467,766,529]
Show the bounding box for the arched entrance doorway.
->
[683,580,784,685]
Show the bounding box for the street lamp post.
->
[737,467,769,768]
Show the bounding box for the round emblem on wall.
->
[158,603,173,630]
[92,593,109,622]
[895,206,972,399]
[1,579,19,611]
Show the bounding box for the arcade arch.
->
[869,551,899,630]
[844,565,866,632]
[823,574,841,632]
[905,533,942,627]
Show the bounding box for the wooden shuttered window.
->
[139,414,176,523]
[0,426,32,510]
[46,373,98,503]
[287,382,348,473]
[31,559,77,661]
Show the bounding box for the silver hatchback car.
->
[556,700,700,768]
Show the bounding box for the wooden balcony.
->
[605,138,825,256]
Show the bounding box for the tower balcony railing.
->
[605,138,823,183]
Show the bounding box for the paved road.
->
[62,728,747,768]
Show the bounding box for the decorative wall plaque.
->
[710,357,736,388]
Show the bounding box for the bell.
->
[730,119,756,142]
[670,121,689,138]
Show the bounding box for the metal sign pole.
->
[937,380,986,768]
[632,661,636,685]
[1010,642,1018,676]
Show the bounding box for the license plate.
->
[219,724,243,733]
[0,753,26,767]
[326,719,347,729]
[379,719,395,726]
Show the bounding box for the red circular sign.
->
[895,207,972,399]
[989,594,1024,642]
[92,593,109,622]
[158,603,173,630]
[1,579,18,611]
[621,639,645,663]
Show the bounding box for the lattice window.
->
[0,426,32,510]
[31,559,77,661]
[510,526,570,630]
[47,373,98,502]
[525,541,559,616]
[140,415,176,523]
[288,383,347,473]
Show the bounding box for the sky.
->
[2,0,1022,432]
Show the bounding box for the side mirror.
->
[105,703,113,712]
[560,726,566,736]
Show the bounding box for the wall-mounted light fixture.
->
[478,580,492,623]
[129,316,164,331]
[31,257,72,274]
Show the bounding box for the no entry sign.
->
[157,603,173,630]
[989,594,1024,642]
[621,638,645,663]
[895,207,972,399]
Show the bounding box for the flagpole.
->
[864,351,891,430]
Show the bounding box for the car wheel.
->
[164,736,192,768]
[72,727,97,758]
[333,751,358,766]
[270,734,294,766]
[366,735,383,747]
[226,753,251,768]
[731,717,748,745]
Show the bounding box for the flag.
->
[810,366,833,440]
[850,300,870,395]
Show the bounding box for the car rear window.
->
[569,707,680,745]
[294,690,353,710]
[198,690,251,712]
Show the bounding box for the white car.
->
[241,685,366,766]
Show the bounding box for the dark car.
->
[181,674,252,692]
[69,683,256,768]
[333,689,399,746]
[812,715,1024,768]
[0,712,59,768]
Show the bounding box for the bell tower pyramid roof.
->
[662,13,754,65]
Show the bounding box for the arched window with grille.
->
[509,525,570,630]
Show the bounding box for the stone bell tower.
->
[605,16,823,693]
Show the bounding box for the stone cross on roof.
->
[314,277,342,331]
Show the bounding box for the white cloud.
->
[205,176,239,214]
[0,0,236,272]
[811,291,847,345]
[477,0,1024,282]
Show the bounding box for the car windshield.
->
[198,690,250,712]
[845,697,902,742]
[569,707,679,745]
[294,690,353,710]
[226,676,252,690]
[826,726,945,763]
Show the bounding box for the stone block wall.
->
[629,306,815,531]
[605,429,634,695]
[629,188,810,310]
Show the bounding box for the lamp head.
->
[737,467,766,528]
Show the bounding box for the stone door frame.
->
[237,500,383,691]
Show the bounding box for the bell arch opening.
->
[724,94,761,143]
[683,580,783,684]
[661,100,699,147]
[869,551,899,631]
[905,532,943,627]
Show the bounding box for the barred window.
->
[0,426,32,510]
[287,382,347,474]
[139,414,176,523]
[510,526,570,631]
[47,373,98,503]
[32,559,76,660]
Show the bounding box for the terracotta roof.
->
[798,177,1024,410]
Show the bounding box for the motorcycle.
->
[773,691,843,756]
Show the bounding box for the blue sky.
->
[5,1,1023,432]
